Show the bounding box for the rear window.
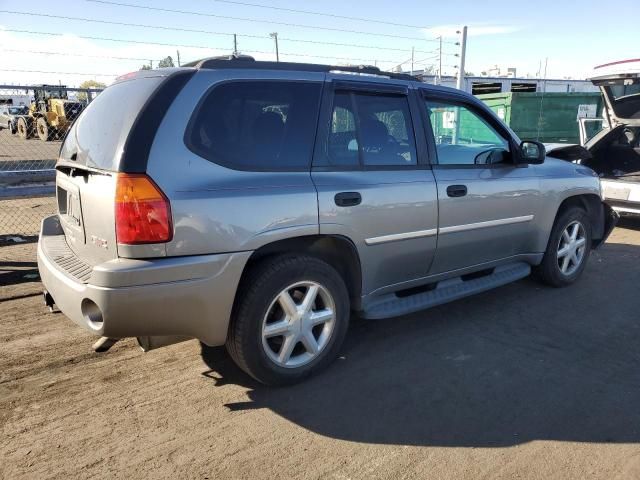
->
[186,81,322,170]
[61,77,165,170]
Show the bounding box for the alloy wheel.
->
[261,281,336,368]
[557,220,587,276]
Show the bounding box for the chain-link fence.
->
[0,85,102,239]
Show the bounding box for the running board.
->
[362,262,531,320]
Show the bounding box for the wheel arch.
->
[238,235,363,310]
[552,193,606,247]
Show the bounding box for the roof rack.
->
[182,55,418,82]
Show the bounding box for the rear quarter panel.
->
[146,69,324,256]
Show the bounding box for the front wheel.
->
[36,117,49,141]
[226,255,350,386]
[534,206,592,287]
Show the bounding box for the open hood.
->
[589,59,640,127]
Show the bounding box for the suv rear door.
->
[420,90,542,274]
[56,73,176,263]
[311,79,439,298]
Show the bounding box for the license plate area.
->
[56,177,86,245]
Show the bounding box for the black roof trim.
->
[120,70,196,173]
[183,54,418,82]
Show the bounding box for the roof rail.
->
[183,55,419,82]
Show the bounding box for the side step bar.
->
[362,262,532,320]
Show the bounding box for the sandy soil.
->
[0,129,60,163]
[1,221,640,480]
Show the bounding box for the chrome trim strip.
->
[365,228,438,245]
[439,215,534,234]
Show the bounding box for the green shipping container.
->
[476,92,604,144]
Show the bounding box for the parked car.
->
[550,59,640,215]
[37,57,617,385]
[0,105,28,134]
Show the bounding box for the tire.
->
[17,117,29,139]
[534,206,592,287]
[36,117,49,141]
[226,255,350,386]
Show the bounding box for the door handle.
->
[334,192,362,207]
[446,185,467,198]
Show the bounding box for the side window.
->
[188,81,322,170]
[328,91,417,167]
[425,100,510,166]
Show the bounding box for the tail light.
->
[115,174,172,244]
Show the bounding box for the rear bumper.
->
[37,215,251,346]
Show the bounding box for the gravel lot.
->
[0,128,60,163]
[1,221,640,480]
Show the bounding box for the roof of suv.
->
[114,55,463,97]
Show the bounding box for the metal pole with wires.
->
[270,32,280,62]
[233,34,238,56]
[456,25,467,91]
[410,47,414,76]
[438,36,442,84]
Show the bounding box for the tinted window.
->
[328,91,417,167]
[425,100,509,165]
[188,81,322,170]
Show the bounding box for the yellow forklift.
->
[15,85,85,141]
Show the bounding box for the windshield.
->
[8,106,27,114]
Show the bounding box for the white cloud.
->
[423,24,520,39]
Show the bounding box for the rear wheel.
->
[36,117,49,141]
[535,206,592,287]
[226,255,350,386]
[17,117,29,139]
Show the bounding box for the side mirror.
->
[519,140,546,164]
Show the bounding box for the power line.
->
[86,0,445,42]
[1,69,118,77]
[3,29,405,64]
[206,0,431,30]
[0,48,156,62]
[3,28,234,51]
[0,10,450,54]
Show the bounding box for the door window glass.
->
[425,100,510,165]
[328,91,417,167]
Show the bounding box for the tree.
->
[76,80,107,102]
[158,56,175,68]
[140,64,152,71]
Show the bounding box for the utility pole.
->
[456,25,467,91]
[176,50,181,67]
[438,36,443,84]
[410,46,414,76]
[149,59,153,69]
[270,32,279,62]
[233,34,238,56]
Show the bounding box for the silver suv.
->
[38,56,617,385]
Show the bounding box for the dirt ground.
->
[1,221,640,480]
[0,129,60,163]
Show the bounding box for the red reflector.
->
[115,174,172,244]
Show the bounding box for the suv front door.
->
[312,80,439,298]
[421,92,542,274]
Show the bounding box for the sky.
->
[0,0,638,87]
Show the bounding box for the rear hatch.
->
[56,72,174,263]
[590,59,640,127]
